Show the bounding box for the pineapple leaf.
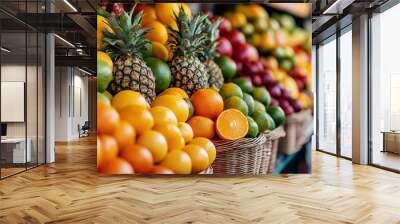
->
[103,9,149,59]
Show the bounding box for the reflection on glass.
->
[340,29,352,158]
[371,4,400,171]
[1,31,27,177]
[318,38,337,154]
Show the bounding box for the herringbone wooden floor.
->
[0,136,399,224]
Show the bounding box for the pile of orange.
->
[137,3,192,61]
[188,88,249,141]
[97,88,216,175]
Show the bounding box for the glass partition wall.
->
[370,3,400,172]
[316,26,353,159]
[0,1,46,179]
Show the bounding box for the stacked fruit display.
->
[98,89,217,174]
[97,3,310,174]
[214,4,312,117]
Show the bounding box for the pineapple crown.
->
[99,6,149,60]
[199,17,222,62]
[168,8,209,59]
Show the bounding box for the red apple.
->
[259,70,276,86]
[225,30,245,47]
[218,18,232,34]
[243,60,264,75]
[217,37,233,57]
[251,75,263,86]
[112,3,124,16]
[235,60,244,75]
[295,78,305,91]
[281,89,292,100]
[267,85,282,98]
[270,98,279,107]
[233,43,259,62]
[291,100,302,113]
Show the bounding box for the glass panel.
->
[317,37,337,154]
[38,32,45,165]
[339,29,352,158]
[27,31,38,169]
[0,32,27,177]
[371,4,400,171]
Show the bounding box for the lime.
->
[144,57,171,93]
[97,92,110,104]
[267,106,286,127]
[252,87,271,107]
[184,98,194,119]
[241,23,255,36]
[246,116,259,138]
[97,51,113,92]
[233,77,254,93]
[251,110,273,133]
[242,93,255,115]
[224,96,249,115]
[143,41,153,58]
[103,91,113,101]
[253,100,266,113]
[215,56,237,80]
[265,113,276,130]
[219,83,243,99]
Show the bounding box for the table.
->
[1,138,32,163]
[382,131,400,154]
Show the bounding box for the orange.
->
[98,158,134,174]
[119,105,154,135]
[226,12,246,28]
[178,122,193,143]
[155,3,180,24]
[216,109,249,140]
[140,6,157,26]
[167,21,178,31]
[113,121,136,150]
[97,100,120,135]
[191,88,224,120]
[111,90,149,111]
[161,150,192,174]
[98,135,118,167]
[152,94,189,122]
[150,106,178,126]
[187,116,215,139]
[183,144,209,172]
[97,136,102,167]
[151,41,169,61]
[160,87,189,99]
[97,15,113,49]
[145,21,168,44]
[137,130,168,162]
[240,4,268,20]
[190,137,216,165]
[152,165,174,174]
[121,144,154,174]
[154,124,185,151]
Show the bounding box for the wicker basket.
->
[263,126,286,172]
[198,166,213,175]
[212,134,269,175]
[278,110,312,155]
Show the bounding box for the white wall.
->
[55,67,89,141]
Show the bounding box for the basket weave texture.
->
[264,126,286,172]
[212,133,272,175]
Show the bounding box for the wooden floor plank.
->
[0,136,399,223]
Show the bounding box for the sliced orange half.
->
[216,109,249,140]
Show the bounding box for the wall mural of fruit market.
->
[97,2,313,175]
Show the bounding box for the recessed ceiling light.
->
[54,34,75,48]
[1,47,11,53]
[63,0,78,12]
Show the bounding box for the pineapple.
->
[168,8,209,96]
[200,17,224,90]
[102,8,156,103]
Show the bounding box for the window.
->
[317,36,337,154]
[339,28,352,158]
[371,3,400,171]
